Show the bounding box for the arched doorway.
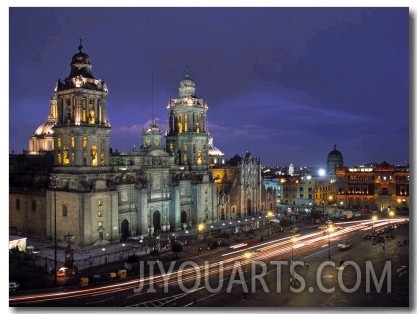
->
[247,199,252,216]
[153,210,161,232]
[181,210,187,224]
[181,210,187,229]
[121,219,129,240]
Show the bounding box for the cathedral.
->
[9,42,276,246]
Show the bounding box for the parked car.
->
[26,245,40,254]
[289,227,299,234]
[9,282,20,292]
[338,241,351,250]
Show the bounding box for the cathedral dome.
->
[208,137,224,157]
[34,121,55,136]
[178,73,196,98]
[327,145,343,161]
[209,145,224,157]
[68,40,94,79]
[327,144,343,175]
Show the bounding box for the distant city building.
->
[261,145,409,214]
[327,144,344,176]
[288,162,294,176]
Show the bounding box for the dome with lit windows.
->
[208,136,225,165]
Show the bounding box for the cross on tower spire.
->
[78,38,83,52]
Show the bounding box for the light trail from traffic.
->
[10,218,408,306]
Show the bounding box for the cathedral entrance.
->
[247,199,252,216]
[221,208,225,220]
[153,210,161,232]
[121,219,129,241]
[180,210,187,224]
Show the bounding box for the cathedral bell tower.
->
[52,41,111,167]
[165,74,210,170]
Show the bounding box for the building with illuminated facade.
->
[9,42,273,246]
[315,147,409,214]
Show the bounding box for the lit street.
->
[10,218,409,307]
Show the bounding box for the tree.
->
[127,254,139,263]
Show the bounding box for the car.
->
[289,227,299,234]
[338,241,351,250]
[9,282,20,292]
[26,245,40,254]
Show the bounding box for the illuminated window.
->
[91,146,98,166]
[98,210,103,217]
[71,137,75,147]
[101,153,105,165]
[197,149,202,165]
[169,143,173,152]
[98,221,103,228]
[98,199,103,206]
[183,143,187,151]
[184,114,188,132]
[89,109,95,124]
[63,146,69,165]
[83,137,87,148]
[57,153,62,164]
[82,99,87,122]
[57,138,61,148]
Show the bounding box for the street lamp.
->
[198,223,205,243]
[372,215,378,233]
[291,234,297,263]
[389,210,395,227]
[52,175,57,286]
[327,224,334,261]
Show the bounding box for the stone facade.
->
[10,43,221,246]
[9,43,278,246]
[213,152,276,221]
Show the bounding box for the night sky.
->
[8,6,411,169]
